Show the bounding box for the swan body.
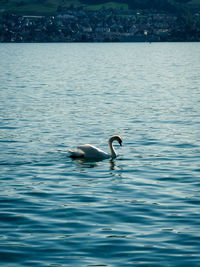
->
[69,135,122,160]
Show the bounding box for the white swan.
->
[69,135,122,160]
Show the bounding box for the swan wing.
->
[68,149,84,158]
[77,144,109,159]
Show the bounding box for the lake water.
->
[0,42,200,266]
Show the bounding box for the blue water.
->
[0,43,200,266]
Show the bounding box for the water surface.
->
[0,43,200,266]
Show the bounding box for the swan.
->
[69,135,122,160]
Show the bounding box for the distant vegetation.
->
[1,0,199,42]
[82,0,200,13]
[0,0,200,16]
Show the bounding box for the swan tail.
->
[68,150,84,158]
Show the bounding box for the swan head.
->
[110,135,122,146]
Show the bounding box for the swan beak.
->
[120,142,122,147]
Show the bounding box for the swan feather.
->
[77,144,109,159]
[69,136,122,160]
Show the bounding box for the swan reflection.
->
[74,157,122,172]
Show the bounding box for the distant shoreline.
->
[1,10,199,43]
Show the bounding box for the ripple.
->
[0,43,200,266]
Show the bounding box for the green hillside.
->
[0,0,199,15]
[0,0,129,15]
[0,0,80,15]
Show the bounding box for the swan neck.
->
[108,138,117,159]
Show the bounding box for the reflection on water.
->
[76,158,100,168]
[74,158,119,171]
[109,159,117,171]
[0,43,200,266]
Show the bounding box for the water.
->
[0,42,200,267]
